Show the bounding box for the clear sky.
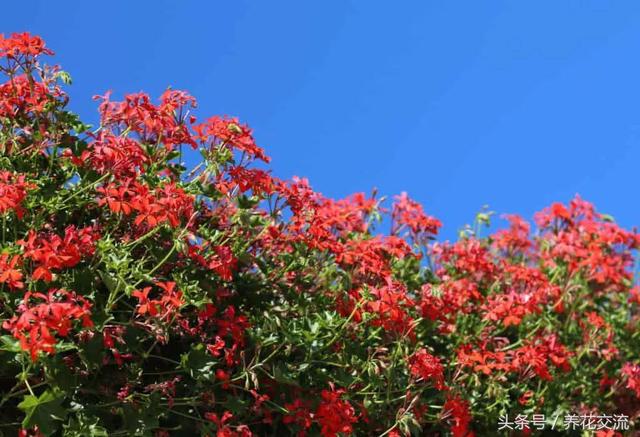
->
[3,1,640,240]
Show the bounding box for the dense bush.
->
[0,32,639,436]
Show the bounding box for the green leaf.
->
[55,70,73,85]
[272,364,301,387]
[46,356,78,392]
[120,395,161,436]
[601,213,615,222]
[0,335,21,353]
[18,389,66,436]
[63,413,109,437]
[181,344,216,379]
[97,270,118,295]
[78,333,105,370]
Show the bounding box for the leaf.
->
[601,213,615,223]
[222,395,249,414]
[46,356,78,392]
[18,389,66,436]
[63,413,109,437]
[272,364,301,387]
[0,335,21,353]
[181,344,216,379]
[55,70,73,85]
[120,395,161,436]
[78,333,105,370]
[97,270,118,295]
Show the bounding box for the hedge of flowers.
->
[0,32,639,436]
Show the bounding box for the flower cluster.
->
[2,289,92,360]
[0,171,34,217]
[0,33,639,437]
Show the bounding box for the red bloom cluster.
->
[392,191,441,241]
[68,131,149,178]
[457,333,571,380]
[204,411,252,437]
[443,396,474,437]
[622,362,640,398]
[408,348,446,389]
[315,388,359,437]
[491,214,532,255]
[481,264,560,327]
[434,238,497,284]
[0,32,53,58]
[283,399,313,432]
[420,278,481,332]
[2,33,640,437]
[281,388,360,437]
[187,242,238,282]
[0,253,24,289]
[195,116,269,163]
[19,225,98,281]
[535,196,640,292]
[95,89,196,149]
[0,171,34,218]
[97,181,194,228]
[0,75,64,121]
[132,281,184,322]
[364,282,416,337]
[2,289,92,360]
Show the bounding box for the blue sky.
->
[3,1,640,240]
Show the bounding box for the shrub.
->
[0,32,639,436]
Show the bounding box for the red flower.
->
[94,90,197,150]
[433,238,497,284]
[207,245,238,281]
[392,192,441,240]
[0,171,34,218]
[207,336,226,357]
[408,348,446,390]
[195,116,269,163]
[0,32,53,58]
[518,391,533,406]
[19,226,99,282]
[491,214,532,255]
[535,196,639,293]
[364,283,416,337]
[2,288,92,360]
[99,180,194,229]
[216,306,249,348]
[0,253,24,289]
[132,282,184,322]
[72,132,149,178]
[314,387,358,437]
[442,396,473,437]
[621,362,640,398]
[17,426,44,437]
[283,399,313,431]
[132,287,157,317]
[205,411,248,437]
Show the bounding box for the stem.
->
[59,172,110,208]
[148,354,181,366]
[133,212,196,288]
[125,226,161,249]
[167,408,207,423]
[324,297,366,350]
[0,381,47,408]
[49,145,57,173]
